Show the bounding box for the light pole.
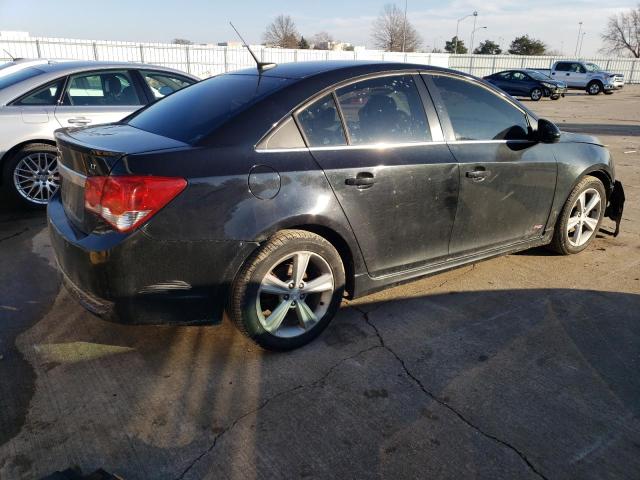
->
[454,11,476,54]
[401,0,408,52]
[574,21,583,56]
[578,32,586,57]
[469,11,478,53]
[471,26,487,53]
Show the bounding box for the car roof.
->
[230,60,452,80]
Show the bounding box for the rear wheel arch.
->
[1,139,57,185]
[253,220,358,298]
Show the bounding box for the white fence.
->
[2,34,639,83]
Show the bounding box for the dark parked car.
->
[48,61,625,350]
[483,69,567,101]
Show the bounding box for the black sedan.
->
[484,69,567,101]
[48,61,624,350]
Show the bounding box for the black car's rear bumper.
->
[48,194,258,325]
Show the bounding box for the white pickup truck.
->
[547,60,624,95]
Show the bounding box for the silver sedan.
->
[0,60,198,206]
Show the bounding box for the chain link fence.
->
[1,35,639,83]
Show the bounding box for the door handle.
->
[345,172,375,188]
[565,73,570,76]
[68,117,92,125]
[465,168,491,181]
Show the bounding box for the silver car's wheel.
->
[13,151,59,205]
[567,188,602,247]
[256,251,334,338]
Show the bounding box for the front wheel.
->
[530,87,543,101]
[228,230,345,350]
[587,81,603,95]
[549,176,606,255]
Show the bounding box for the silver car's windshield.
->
[0,67,45,90]
[585,63,601,72]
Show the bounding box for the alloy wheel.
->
[567,188,601,247]
[531,88,542,101]
[589,83,601,95]
[256,251,335,338]
[13,152,60,204]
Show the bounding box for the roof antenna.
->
[2,49,16,61]
[229,22,276,72]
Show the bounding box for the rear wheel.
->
[587,81,603,95]
[549,176,606,255]
[530,87,543,101]
[3,143,59,208]
[229,230,345,350]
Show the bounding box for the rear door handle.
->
[68,117,92,125]
[465,168,491,181]
[345,172,375,188]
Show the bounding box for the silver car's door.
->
[54,69,145,128]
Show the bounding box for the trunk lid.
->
[55,123,188,233]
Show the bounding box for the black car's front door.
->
[296,74,459,276]
[424,73,557,256]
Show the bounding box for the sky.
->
[0,0,635,57]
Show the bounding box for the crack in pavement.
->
[0,228,29,243]
[356,306,549,480]
[174,344,382,480]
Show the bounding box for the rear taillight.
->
[84,176,187,232]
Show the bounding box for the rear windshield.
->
[128,73,289,144]
[0,67,45,89]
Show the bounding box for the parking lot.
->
[1,86,639,480]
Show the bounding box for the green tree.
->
[508,35,546,55]
[445,36,467,54]
[474,40,502,55]
[298,36,310,49]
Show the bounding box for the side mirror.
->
[537,118,561,143]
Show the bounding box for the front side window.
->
[14,79,65,105]
[430,75,530,141]
[63,71,142,106]
[570,63,586,74]
[335,75,430,145]
[297,94,347,147]
[140,70,194,99]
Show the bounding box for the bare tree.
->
[263,15,300,49]
[601,5,640,58]
[312,31,334,49]
[172,38,193,45]
[372,4,421,52]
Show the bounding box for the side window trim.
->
[422,72,533,143]
[130,69,154,105]
[331,90,352,145]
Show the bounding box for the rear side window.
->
[14,79,65,105]
[430,75,529,141]
[297,94,347,147]
[140,70,194,99]
[129,74,288,144]
[555,63,570,72]
[63,71,143,106]
[335,75,430,145]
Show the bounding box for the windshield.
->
[527,70,553,81]
[128,73,289,144]
[0,67,45,89]
[585,63,601,72]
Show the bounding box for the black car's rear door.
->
[423,73,557,256]
[296,73,459,277]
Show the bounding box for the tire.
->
[587,81,603,95]
[228,229,346,351]
[530,87,543,101]
[2,143,59,208]
[549,176,606,255]
[550,95,560,100]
